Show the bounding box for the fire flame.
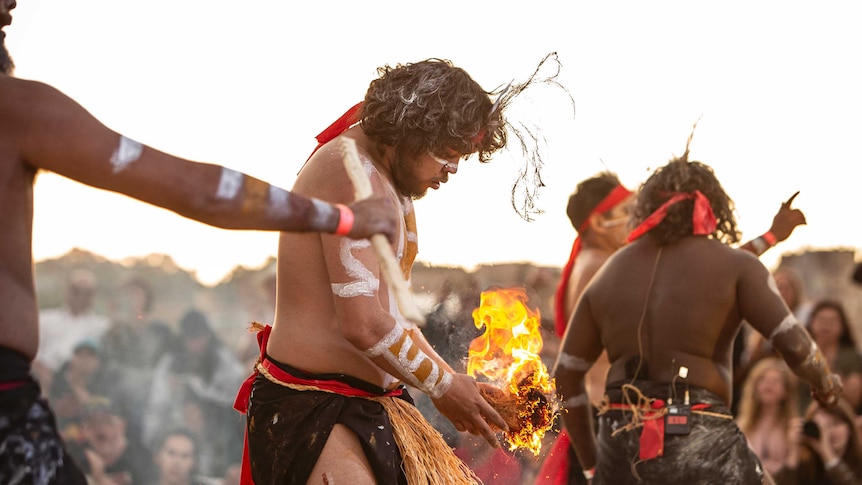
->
[466,287,558,456]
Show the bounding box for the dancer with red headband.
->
[233,54,570,484]
[536,171,804,484]
[554,143,842,484]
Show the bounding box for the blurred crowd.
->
[34,270,245,485]
[34,260,862,484]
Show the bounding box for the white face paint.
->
[556,352,594,372]
[216,168,243,200]
[768,314,799,342]
[109,136,143,173]
[331,239,379,298]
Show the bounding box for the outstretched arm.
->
[8,78,396,241]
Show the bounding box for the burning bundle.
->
[467,288,560,456]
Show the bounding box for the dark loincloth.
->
[245,357,410,484]
[0,346,87,485]
[594,380,763,485]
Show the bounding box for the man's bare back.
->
[587,236,773,404]
[555,152,839,484]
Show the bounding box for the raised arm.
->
[739,191,806,256]
[7,77,396,241]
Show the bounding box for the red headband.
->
[577,184,634,233]
[554,184,632,337]
[306,102,364,161]
[627,190,716,242]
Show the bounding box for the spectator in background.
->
[67,397,154,485]
[798,299,862,414]
[101,276,173,447]
[220,463,241,485]
[33,268,110,393]
[735,357,802,478]
[773,399,862,485]
[149,427,218,485]
[102,276,172,371]
[50,338,122,439]
[144,309,246,476]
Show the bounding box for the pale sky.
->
[8,1,862,285]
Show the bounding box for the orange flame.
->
[467,287,558,456]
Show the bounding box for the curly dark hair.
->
[360,58,506,163]
[566,171,621,232]
[632,133,740,246]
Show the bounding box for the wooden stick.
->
[339,137,426,326]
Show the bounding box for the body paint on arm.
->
[216,167,243,200]
[365,324,453,399]
[331,239,379,298]
[109,136,143,173]
[556,352,594,373]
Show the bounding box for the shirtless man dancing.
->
[537,171,805,485]
[0,2,396,482]
[234,58,525,484]
[555,148,841,484]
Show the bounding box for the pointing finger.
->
[784,191,800,207]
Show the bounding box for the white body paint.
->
[330,152,415,387]
[109,136,143,173]
[768,314,799,342]
[557,352,594,372]
[366,324,452,399]
[216,168,243,200]
[308,197,335,228]
[331,239,379,298]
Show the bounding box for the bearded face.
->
[388,152,430,200]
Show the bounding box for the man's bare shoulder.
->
[0,75,64,111]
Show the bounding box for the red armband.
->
[334,204,354,236]
[762,230,777,247]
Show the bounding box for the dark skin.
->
[0,0,398,361]
[556,197,839,483]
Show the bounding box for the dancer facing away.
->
[555,142,841,484]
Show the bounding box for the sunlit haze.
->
[9,1,861,285]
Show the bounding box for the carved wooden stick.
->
[339,137,426,326]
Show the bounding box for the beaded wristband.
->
[334,204,354,236]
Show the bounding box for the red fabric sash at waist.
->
[0,380,27,391]
[233,323,402,485]
[234,324,402,414]
[602,399,712,461]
